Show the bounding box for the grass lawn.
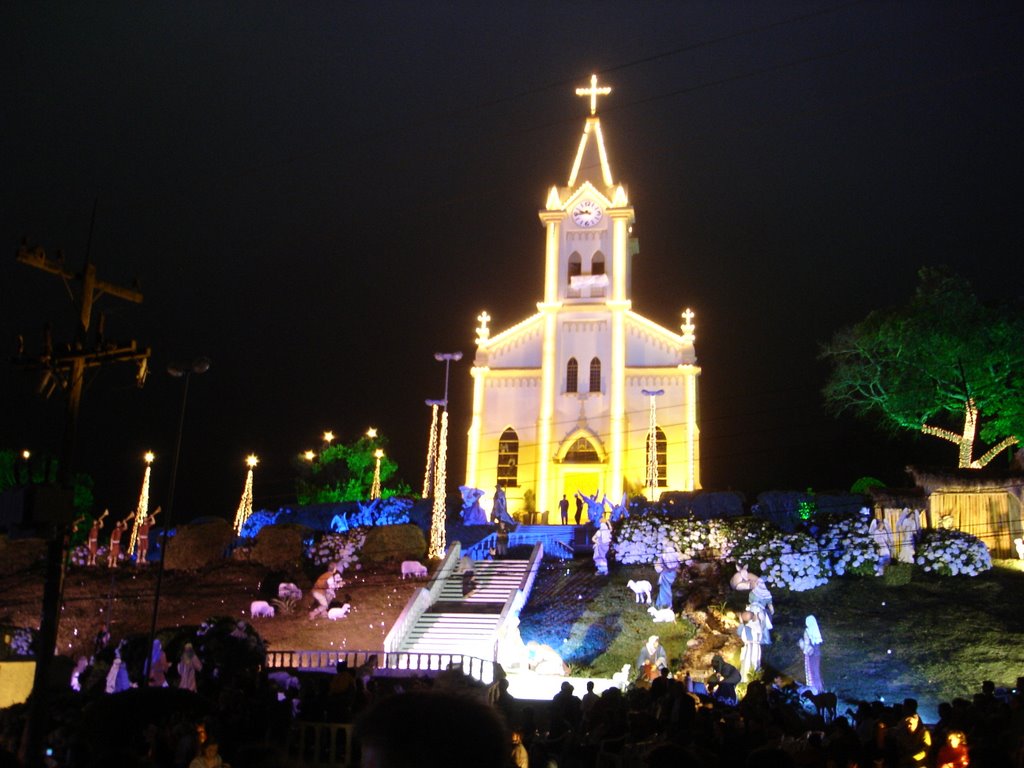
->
[519,555,1024,722]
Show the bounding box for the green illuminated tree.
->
[295,432,411,504]
[821,267,1023,469]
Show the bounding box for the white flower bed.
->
[815,516,879,577]
[915,528,992,576]
[305,528,367,570]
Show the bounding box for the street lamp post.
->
[145,357,209,682]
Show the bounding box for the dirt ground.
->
[0,560,422,660]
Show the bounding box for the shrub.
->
[815,514,879,577]
[305,528,367,570]
[250,524,310,572]
[915,528,992,576]
[360,524,427,565]
[164,519,233,570]
[882,562,914,586]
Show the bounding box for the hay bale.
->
[360,524,426,565]
[164,519,233,570]
[250,524,309,571]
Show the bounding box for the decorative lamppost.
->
[128,451,155,556]
[427,351,462,559]
[641,388,665,501]
[145,356,209,682]
[370,449,384,500]
[233,454,259,535]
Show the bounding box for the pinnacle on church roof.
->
[568,74,615,189]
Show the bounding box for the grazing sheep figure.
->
[611,663,631,688]
[327,604,351,620]
[626,579,653,604]
[801,689,838,723]
[730,564,756,591]
[401,560,428,579]
[647,606,676,623]
[250,600,275,618]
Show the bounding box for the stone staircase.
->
[392,546,542,662]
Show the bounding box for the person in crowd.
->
[936,730,969,768]
[355,689,508,768]
[188,738,226,768]
[799,614,825,694]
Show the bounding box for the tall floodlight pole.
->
[145,357,209,683]
[641,388,665,501]
[427,351,462,558]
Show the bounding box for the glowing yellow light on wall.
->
[129,451,154,557]
[233,455,258,535]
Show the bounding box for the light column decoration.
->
[128,451,155,557]
[233,454,258,535]
[370,449,384,500]
[422,403,439,498]
[427,351,462,559]
[641,389,665,500]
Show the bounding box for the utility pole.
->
[13,242,150,768]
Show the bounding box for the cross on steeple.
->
[575,74,611,116]
[476,311,492,343]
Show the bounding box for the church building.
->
[465,75,701,518]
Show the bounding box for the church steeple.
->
[568,74,615,189]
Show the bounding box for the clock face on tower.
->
[572,199,603,228]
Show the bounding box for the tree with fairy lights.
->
[821,267,1024,469]
[295,429,410,504]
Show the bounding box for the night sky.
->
[2,3,1022,520]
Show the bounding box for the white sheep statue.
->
[626,579,653,604]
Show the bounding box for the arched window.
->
[566,357,579,393]
[646,427,668,486]
[592,251,606,275]
[567,252,582,280]
[497,428,519,487]
[589,357,601,393]
[565,437,600,463]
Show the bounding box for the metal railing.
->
[266,648,496,685]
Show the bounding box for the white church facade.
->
[464,76,701,518]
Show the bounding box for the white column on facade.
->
[680,364,701,490]
[537,307,559,514]
[540,213,562,304]
[465,366,487,488]
[607,209,634,502]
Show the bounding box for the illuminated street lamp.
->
[233,454,259,534]
[145,356,209,683]
[370,449,385,500]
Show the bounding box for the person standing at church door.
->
[574,493,583,525]
[559,494,569,525]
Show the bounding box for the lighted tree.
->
[821,267,1024,468]
[295,432,411,504]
